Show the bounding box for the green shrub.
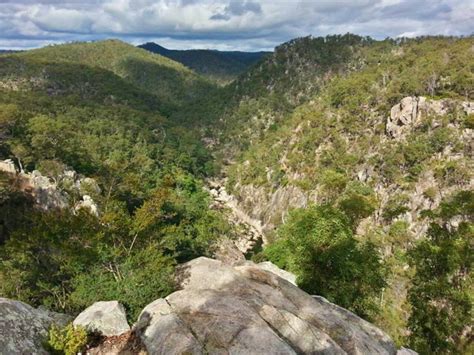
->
[69,247,176,321]
[45,323,88,355]
[382,194,410,221]
[265,205,386,319]
[463,114,474,129]
[338,182,378,227]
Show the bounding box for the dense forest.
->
[0,35,472,354]
[138,42,270,84]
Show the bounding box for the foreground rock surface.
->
[135,257,397,354]
[0,298,70,354]
[73,301,130,337]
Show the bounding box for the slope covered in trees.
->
[206,35,473,352]
[139,42,270,84]
[7,40,215,114]
[0,40,231,320]
[0,35,472,354]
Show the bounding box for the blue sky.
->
[1,0,473,51]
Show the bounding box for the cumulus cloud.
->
[0,0,472,50]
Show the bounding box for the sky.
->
[0,0,473,51]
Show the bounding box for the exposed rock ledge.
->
[1,257,414,354]
[386,96,473,140]
[134,257,397,354]
[0,159,99,215]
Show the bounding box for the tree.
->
[408,191,473,354]
[265,205,386,319]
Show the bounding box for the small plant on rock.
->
[45,323,88,355]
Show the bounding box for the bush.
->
[338,182,377,227]
[265,205,386,319]
[407,191,473,353]
[45,323,88,355]
[69,247,176,321]
[382,194,410,221]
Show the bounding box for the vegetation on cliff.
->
[0,40,231,320]
[0,35,472,353]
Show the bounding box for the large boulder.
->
[0,298,70,354]
[135,257,397,354]
[73,301,130,337]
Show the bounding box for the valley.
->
[0,34,472,354]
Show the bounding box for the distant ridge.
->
[4,39,214,114]
[138,42,270,84]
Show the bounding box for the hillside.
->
[7,40,215,114]
[0,38,232,332]
[176,34,374,157]
[0,35,472,355]
[209,35,473,349]
[139,42,270,84]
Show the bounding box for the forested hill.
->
[138,42,270,84]
[5,39,215,114]
[0,38,229,325]
[204,34,473,352]
[0,35,472,355]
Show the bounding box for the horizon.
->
[2,33,473,53]
[1,1,473,51]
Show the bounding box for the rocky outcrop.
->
[386,96,425,140]
[0,159,17,175]
[207,179,266,253]
[222,97,473,242]
[134,257,397,354]
[386,96,473,140]
[73,301,130,337]
[0,298,70,354]
[0,160,99,215]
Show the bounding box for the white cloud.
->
[0,0,472,50]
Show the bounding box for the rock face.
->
[73,301,130,337]
[386,96,473,140]
[386,96,425,140]
[0,159,17,175]
[0,161,99,215]
[0,298,70,354]
[207,179,266,253]
[135,257,396,354]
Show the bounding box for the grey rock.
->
[73,301,130,336]
[213,237,246,266]
[0,298,70,355]
[0,164,100,214]
[462,101,474,115]
[257,261,297,285]
[386,97,425,140]
[397,347,418,355]
[135,257,397,355]
[386,96,473,140]
[134,299,202,355]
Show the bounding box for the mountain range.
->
[138,42,270,83]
